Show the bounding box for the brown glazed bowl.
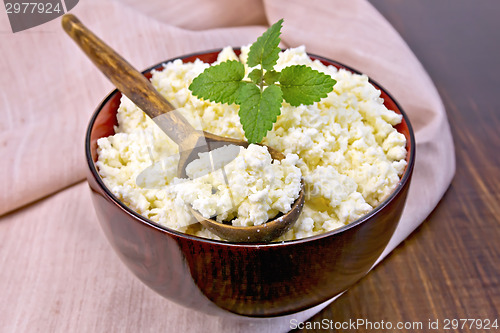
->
[85,49,415,318]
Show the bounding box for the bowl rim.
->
[85,47,416,248]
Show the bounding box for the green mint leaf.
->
[237,84,283,143]
[248,68,263,85]
[279,65,336,106]
[188,19,337,144]
[247,19,283,71]
[189,60,245,104]
[264,70,280,85]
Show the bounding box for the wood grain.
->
[295,0,500,331]
[0,0,491,331]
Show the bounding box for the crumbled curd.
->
[170,144,301,227]
[96,45,407,241]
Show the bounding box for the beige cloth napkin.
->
[0,0,455,331]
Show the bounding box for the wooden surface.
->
[297,1,500,332]
[0,1,496,332]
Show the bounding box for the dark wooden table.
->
[295,1,500,332]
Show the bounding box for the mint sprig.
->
[246,19,283,70]
[188,60,245,105]
[189,19,337,144]
[280,65,336,106]
[237,84,283,144]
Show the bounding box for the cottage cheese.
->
[171,144,301,227]
[96,45,407,241]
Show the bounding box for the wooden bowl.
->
[85,49,415,317]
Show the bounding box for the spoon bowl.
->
[193,179,305,242]
[62,14,304,242]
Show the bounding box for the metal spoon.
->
[62,14,304,242]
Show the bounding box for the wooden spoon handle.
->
[61,14,196,145]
